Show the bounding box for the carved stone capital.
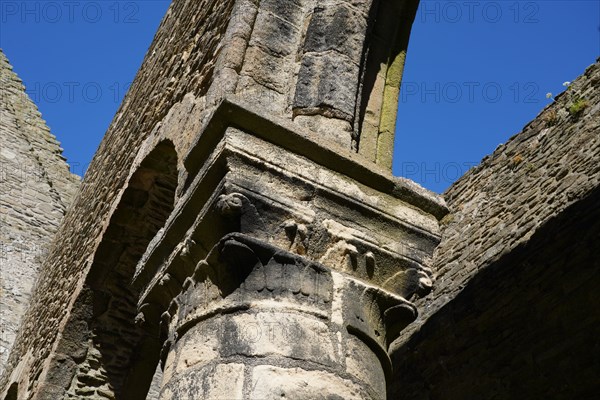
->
[154,233,419,399]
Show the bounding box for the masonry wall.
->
[389,60,600,398]
[0,50,80,374]
[0,0,436,398]
[0,0,237,394]
[1,0,424,396]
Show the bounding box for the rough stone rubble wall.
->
[388,60,600,399]
[391,181,600,398]
[393,59,600,348]
[0,50,80,373]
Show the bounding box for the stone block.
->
[249,365,370,399]
[171,320,220,375]
[302,4,367,60]
[161,363,244,400]
[294,52,360,121]
[345,334,386,399]
[251,7,300,57]
[220,311,339,367]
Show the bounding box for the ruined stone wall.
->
[1,0,428,397]
[0,50,80,373]
[0,0,237,394]
[404,59,599,337]
[389,60,600,398]
[392,187,600,399]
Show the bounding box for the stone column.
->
[0,0,431,398]
[130,108,446,399]
[157,234,416,400]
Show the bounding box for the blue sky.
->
[1,1,599,193]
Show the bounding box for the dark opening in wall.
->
[3,383,17,400]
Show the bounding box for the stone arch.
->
[41,141,178,399]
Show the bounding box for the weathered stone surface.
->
[0,50,79,375]
[4,1,599,399]
[249,365,369,399]
[357,0,417,169]
[294,52,361,122]
[160,363,245,400]
[302,3,368,57]
[293,1,370,130]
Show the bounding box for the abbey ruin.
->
[1,0,598,399]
